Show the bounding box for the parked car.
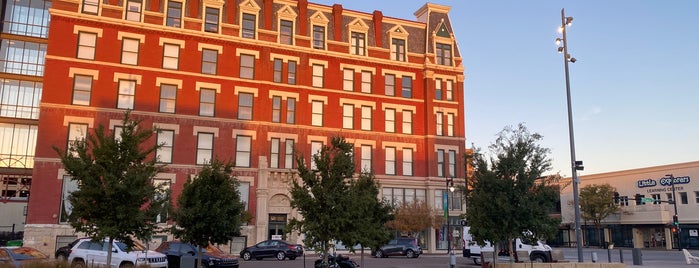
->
[55,238,82,261]
[0,246,49,268]
[240,240,303,261]
[154,241,239,268]
[68,238,168,268]
[373,238,422,258]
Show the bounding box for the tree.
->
[465,123,561,262]
[287,136,367,266]
[55,112,166,265]
[171,159,245,268]
[385,200,444,240]
[578,184,620,247]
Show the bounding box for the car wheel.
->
[71,259,86,268]
[473,258,481,265]
[276,251,286,261]
[242,251,252,261]
[406,249,414,258]
[119,262,134,268]
[56,253,68,262]
[530,253,547,263]
[375,250,384,258]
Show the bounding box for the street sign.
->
[641,197,654,203]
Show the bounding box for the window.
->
[360,145,371,172]
[125,0,142,22]
[121,38,139,65]
[153,179,170,223]
[238,92,253,120]
[286,98,296,124]
[60,175,78,223]
[401,76,412,98]
[361,71,372,93]
[342,104,353,129]
[159,84,177,113]
[284,139,294,168]
[273,59,282,83]
[156,129,174,163]
[680,192,688,204]
[384,74,395,96]
[350,32,365,56]
[3,0,51,38]
[204,7,219,33]
[311,100,323,126]
[313,25,325,49]
[113,125,124,141]
[235,136,252,167]
[242,13,256,39]
[239,54,255,79]
[67,123,88,154]
[237,182,250,211]
[271,96,281,123]
[437,149,445,177]
[1,39,47,76]
[196,132,214,165]
[402,111,412,134]
[436,189,462,211]
[385,108,395,133]
[199,88,215,116]
[280,20,293,45]
[385,147,396,175]
[392,38,406,61]
[436,112,443,136]
[695,191,699,204]
[448,150,456,177]
[82,0,99,14]
[0,79,42,119]
[288,61,297,85]
[201,49,217,74]
[270,138,280,168]
[446,80,454,101]
[361,106,371,131]
[312,64,324,88]
[343,69,354,91]
[436,43,452,66]
[166,1,182,27]
[310,141,322,170]
[72,75,92,106]
[447,113,454,136]
[117,80,136,109]
[162,43,179,70]
[402,148,413,176]
[77,32,97,60]
[435,79,443,100]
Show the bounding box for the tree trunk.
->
[107,238,114,268]
[197,245,203,268]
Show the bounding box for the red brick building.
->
[24,0,466,254]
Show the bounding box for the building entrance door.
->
[268,214,287,240]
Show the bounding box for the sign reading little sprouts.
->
[637,176,691,188]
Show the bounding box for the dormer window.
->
[313,26,325,49]
[204,7,220,33]
[436,43,452,66]
[125,0,142,22]
[242,13,256,39]
[388,25,409,62]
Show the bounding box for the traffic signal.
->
[613,192,620,203]
[635,194,642,203]
[673,215,679,226]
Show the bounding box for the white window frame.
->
[312,64,324,88]
[385,147,396,175]
[284,139,294,168]
[361,71,372,93]
[361,106,372,131]
[121,38,139,65]
[403,148,413,176]
[235,135,252,167]
[196,132,214,165]
[72,75,92,106]
[343,68,354,91]
[402,110,412,135]
[199,88,216,117]
[125,0,142,22]
[117,79,136,109]
[385,108,395,133]
[159,84,177,113]
[77,32,97,60]
[447,113,455,136]
[360,145,372,172]
[162,43,180,70]
[342,104,353,129]
[311,100,323,126]
[156,129,174,163]
[239,54,255,79]
[238,92,253,120]
[436,112,444,136]
[270,138,280,168]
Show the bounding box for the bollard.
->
[632,248,642,265]
[619,248,624,263]
[607,248,612,263]
[449,252,456,268]
[591,252,598,263]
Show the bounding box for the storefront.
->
[559,161,699,249]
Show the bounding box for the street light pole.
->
[557,8,584,262]
[445,177,455,267]
[666,174,681,250]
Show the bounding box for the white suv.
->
[68,238,167,268]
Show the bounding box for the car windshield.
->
[115,241,145,252]
[9,247,48,260]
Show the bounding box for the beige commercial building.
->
[559,161,699,250]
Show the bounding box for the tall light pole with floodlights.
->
[556,8,585,262]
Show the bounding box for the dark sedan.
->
[240,240,303,261]
[154,241,239,268]
[0,247,49,268]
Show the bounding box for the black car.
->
[239,240,303,261]
[373,238,422,258]
[154,241,239,268]
[54,238,81,261]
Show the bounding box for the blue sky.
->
[312,0,699,176]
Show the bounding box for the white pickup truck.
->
[461,226,553,265]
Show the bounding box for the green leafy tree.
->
[579,184,620,247]
[337,171,393,266]
[55,112,166,265]
[171,159,245,268]
[465,123,561,262]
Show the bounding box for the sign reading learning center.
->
[637,176,691,191]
